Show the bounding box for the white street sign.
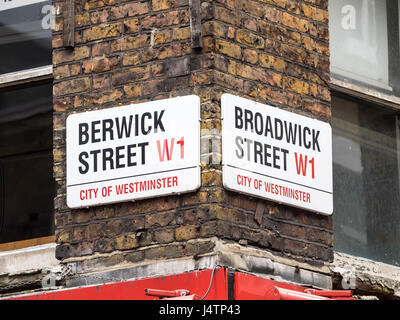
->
[66,95,201,208]
[222,94,333,215]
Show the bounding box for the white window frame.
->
[0,1,54,255]
[0,65,53,89]
[330,78,400,111]
[329,0,400,297]
[0,0,53,83]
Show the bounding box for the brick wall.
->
[206,0,332,264]
[52,0,332,272]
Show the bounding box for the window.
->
[0,0,52,74]
[0,0,54,249]
[329,0,400,96]
[332,92,400,267]
[330,0,400,267]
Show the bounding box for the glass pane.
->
[0,82,54,244]
[0,0,52,75]
[332,92,400,267]
[0,151,54,243]
[0,82,53,157]
[329,0,391,92]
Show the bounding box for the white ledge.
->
[0,65,53,88]
[331,252,400,297]
[0,243,59,275]
[331,77,400,109]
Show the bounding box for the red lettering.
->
[295,152,308,176]
[157,138,175,161]
[177,137,184,159]
[80,188,98,200]
[309,157,315,179]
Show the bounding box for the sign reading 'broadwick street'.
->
[66,95,200,208]
[222,94,333,215]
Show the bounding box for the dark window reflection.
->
[0,1,52,75]
[0,81,54,244]
[332,92,400,267]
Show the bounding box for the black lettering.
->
[115,146,125,169]
[135,114,139,136]
[127,144,137,167]
[254,112,263,135]
[284,121,297,145]
[89,149,101,172]
[91,120,101,143]
[235,136,244,159]
[273,146,280,169]
[79,123,89,145]
[264,143,272,167]
[298,125,302,147]
[254,141,263,165]
[138,142,148,165]
[116,115,133,139]
[303,126,311,149]
[103,148,114,170]
[244,109,253,132]
[102,119,114,142]
[141,112,152,135]
[265,116,274,139]
[313,129,321,152]
[78,152,89,174]
[275,118,283,140]
[281,148,289,171]
[235,106,243,129]
[154,110,165,133]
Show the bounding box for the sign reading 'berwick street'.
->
[66,95,200,208]
[222,94,333,215]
